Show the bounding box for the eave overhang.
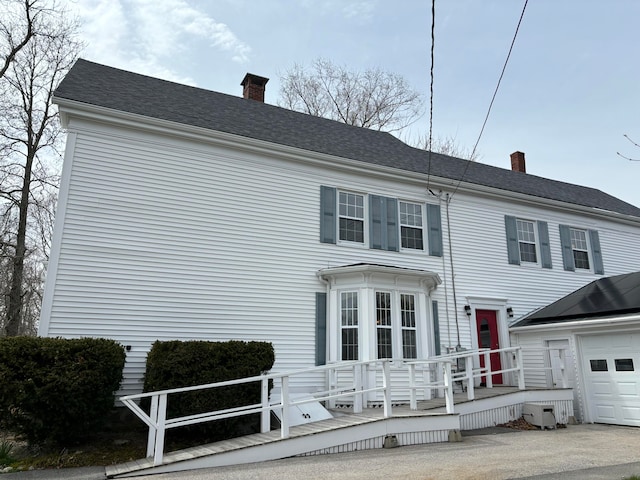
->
[53,96,640,227]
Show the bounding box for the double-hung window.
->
[341,292,359,360]
[338,192,365,244]
[376,292,393,358]
[517,219,537,263]
[401,294,417,359]
[559,225,604,274]
[374,291,418,360]
[504,215,552,268]
[569,228,590,270]
[399,201,424,250]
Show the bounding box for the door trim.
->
[466,297,511,384]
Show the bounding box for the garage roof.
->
[512,271,640,327]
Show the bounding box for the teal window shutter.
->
[369,195,385,249]
[432,301,441,356]
[559,224,575,271]
[385,197,399,251]
[504,215,520,265]
[537,221,552,269]
[320,186,336,244]
[315,292,327,366]
[589,230,604,274]
[427,203,443,257]
[370,195,399,251]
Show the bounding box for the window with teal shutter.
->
[559,225,603,274]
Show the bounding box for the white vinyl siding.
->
[41,113,640,398]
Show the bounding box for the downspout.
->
[445,193,461,348]
[438,193,453,352]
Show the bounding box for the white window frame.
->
[337,190,367,246]
[399,200,425,251]
[375,291,393,359]
[569,228,591,270]
[320,265,439,365]
[340,291,359,361]
[516,218,539,264]
[400,293,418,359]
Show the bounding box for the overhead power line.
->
[426,0,436,192]
[617,134,640,161]
[450,0,529,200]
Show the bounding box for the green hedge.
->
[0,337,126,445]
[143,340,275,441]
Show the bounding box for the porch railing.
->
[120,345,566,466]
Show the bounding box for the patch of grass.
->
[622,476,640,480]
[0,439,16,466]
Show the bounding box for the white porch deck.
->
[106,386,574,478]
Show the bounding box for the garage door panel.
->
[590,381,613,396]
[621,407,640,421]
[595,405,616,420]
[581,332,640,426]
[618,383,637,396]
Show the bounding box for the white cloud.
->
[68,0,251,85]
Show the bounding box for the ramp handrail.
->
[120,345,567,466]
[119,359,395,466]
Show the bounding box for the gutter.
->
[509,313,640,333]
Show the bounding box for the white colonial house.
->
[40,59,640,404]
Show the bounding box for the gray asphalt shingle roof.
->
[54,59,640,219]
[511,271,640,327]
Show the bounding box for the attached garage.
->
[510,272,640,426]
[580,332,640,426]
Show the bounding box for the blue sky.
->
[68,0,640,208]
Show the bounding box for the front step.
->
[106,412,459,478]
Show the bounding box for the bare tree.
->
[279,58,424,134]
[1,0,35,78]
[0,2,82,336]
[413,133,481,161]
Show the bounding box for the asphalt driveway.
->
[4,423,640,479]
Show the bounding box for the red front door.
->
[476,309,503,384]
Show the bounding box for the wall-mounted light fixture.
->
[464,305,471,316]
[506,307,514,318]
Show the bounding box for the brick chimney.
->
[241,73,269,102]
[510,151,526,173]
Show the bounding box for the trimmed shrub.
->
[0,337,126,445]
[142,340,275,441]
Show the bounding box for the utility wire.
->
[426,0,436,192]
[450,0,528,200]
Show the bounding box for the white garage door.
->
[581,332,640,426]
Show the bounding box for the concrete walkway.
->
[3,424,639,479]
